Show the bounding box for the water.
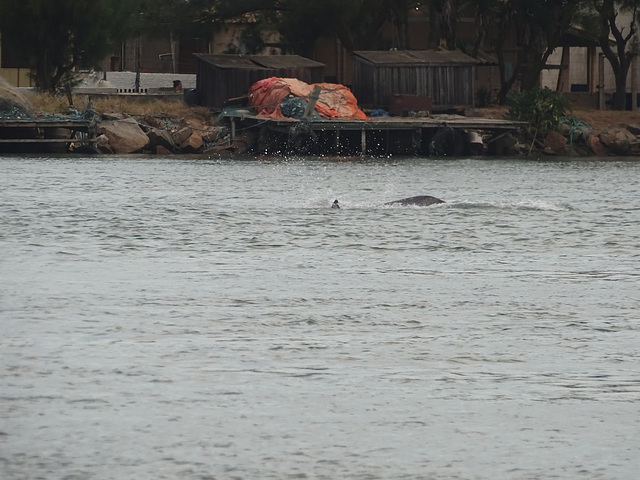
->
[1,155,639,480]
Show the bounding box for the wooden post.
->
[304,85,322,118]
[170,31,178,74]
[632,56,637,110]
[599,53,605,110]
[361,129,366,155]
[587,46,596,93]
[556,46,571,92]
[135,33,141,93]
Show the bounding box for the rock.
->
[488,133,519,156]
[543,130,568,156]
[155,145,173,155]
[97,117,149,154]
[586,132,608,156]
[147,128,176,151]
[172,126,193,145]
[141,114,168,129]
[599,131,617,147]
[609,138,630,155]
[202,126,228,143]
[615,129,635,142]
[185,114,207,129]
[100,112,129,121]
[95,134,114,154]
[601,129,631,155]
[180,131,203,153]
[625,123,640,136]
[557,122,572,137]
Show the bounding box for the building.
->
[195,54,324,109]
[351,49,478,110]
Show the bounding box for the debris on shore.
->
[3,77,640,156]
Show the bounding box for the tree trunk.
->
[36,54,55,93]
[613,65,630,110]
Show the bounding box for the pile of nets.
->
[0,77,35,119]
[248,77,367,120]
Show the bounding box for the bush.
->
[506,87,570,135]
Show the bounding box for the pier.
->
[0,115,98,153]
[221,111,526,156]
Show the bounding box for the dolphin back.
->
[384,195,445,207]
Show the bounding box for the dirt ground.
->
[476,106,640,132]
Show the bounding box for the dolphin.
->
[384,195,445,207]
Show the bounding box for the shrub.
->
[506,87,571,136]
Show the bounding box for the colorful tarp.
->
[248,77,367,120]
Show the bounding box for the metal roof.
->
[353,50,479,66]
[249,55,323,69]
[194,54,323,70]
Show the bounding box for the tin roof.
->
[195,54,323,70]
[353,50,479,66]
[249,55,324,69]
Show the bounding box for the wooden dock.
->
[0,115,98,153]
[221,111,526,156]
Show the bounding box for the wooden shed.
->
[195,54,325,109]
[352,50,479,110]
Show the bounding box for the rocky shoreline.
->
[93,109,236,155]
[3,77,640,157]
[92,108,640,157]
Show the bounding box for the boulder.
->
[202,126,228,143]
[100,112,129,121]
[155,145,173,155]
[625,123,640,136]
[489,133,519,156]
[141,115,167,129]
[172,126,193,145]
[95,134,114,154]
[180,131,203,153]
[97,117,149,154]
[586,132,608,156]
[601,129,631,155]
[543,130,568,156]
[147,128,176,151]
[615,128,635,143]
[599,131,617,147]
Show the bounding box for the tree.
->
[472,0,584,104]
[0,0,140,93]
[211,0,420,55]
[585,0,640,110]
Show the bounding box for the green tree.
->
[211,0,420,55]
[472,0,584,104]
[0,0,140,92]
[583,0,640,110]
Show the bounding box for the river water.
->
[1,155,639,479]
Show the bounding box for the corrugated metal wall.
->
[353,56,476,109]
[197,63,272,109]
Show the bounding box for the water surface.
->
[1,155,639,479]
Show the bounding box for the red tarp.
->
[248,77,367,120]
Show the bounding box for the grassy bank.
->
[24,91,204,117]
